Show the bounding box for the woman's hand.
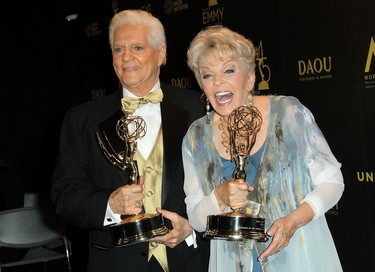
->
[258,215,297,261]
[214,179,253,211]
[258,202,315,261]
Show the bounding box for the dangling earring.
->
[206,99,211,124]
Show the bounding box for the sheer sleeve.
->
[294,98,345,219]
[260,96,345,222]
[303,145,344,219]
[182,137,222,232]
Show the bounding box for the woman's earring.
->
[206,99,210,124]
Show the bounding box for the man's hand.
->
[150,207,193,248]
[108,177,145,216]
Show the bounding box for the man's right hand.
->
[108,177,144,215]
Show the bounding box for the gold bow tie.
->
[121,88,163,114]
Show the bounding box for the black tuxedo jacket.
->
[51,83,209,272]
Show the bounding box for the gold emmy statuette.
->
[203,105,268,242]
[96,114,168,247]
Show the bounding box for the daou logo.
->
[298,56,332,75]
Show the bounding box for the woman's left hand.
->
[258,216,297,261]
[258,202,315,261]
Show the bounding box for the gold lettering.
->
[202,7,224,25]
[174,3,188,12]
[313,58,323,73]
[299,76,316,81]
[202,11,209,24]
[364,74,375,80]
[319,75,332,79]
[358,172,364,181]
[218,7,224,18]
[306,60,314,74]
[323,56,332,72]
[326,202,339,215]
[298,60,306,75]
[366,172,374,182]
[357,171,374,182]
[298,57,331,75]
[207,9,219,22]
[171,77,192,88]
[86,22,102,38]
[92,89,106,100]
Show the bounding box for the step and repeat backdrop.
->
[68,1,374,270]
[1,0,373,270]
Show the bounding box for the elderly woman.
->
[182,25,344,272]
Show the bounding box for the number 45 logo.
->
[256,41,271,91]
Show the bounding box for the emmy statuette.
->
[203,105,268,242]
[96,114,168,247]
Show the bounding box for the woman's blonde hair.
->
[187,25,256,85]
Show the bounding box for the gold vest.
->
[133,127,168,272]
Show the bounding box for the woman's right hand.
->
[214,180,253,211]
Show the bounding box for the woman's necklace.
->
[218,94,254,154]
[218,117,230,153]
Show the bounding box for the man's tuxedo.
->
[51,83,209,272]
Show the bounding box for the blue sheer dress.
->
[183,96,344,272]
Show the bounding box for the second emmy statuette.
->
[203,105,268,242]
[96,113,168,247]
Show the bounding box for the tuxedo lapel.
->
[95,90,132,181]
[97,108,125,156]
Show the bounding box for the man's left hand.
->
[150,207,193,248]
